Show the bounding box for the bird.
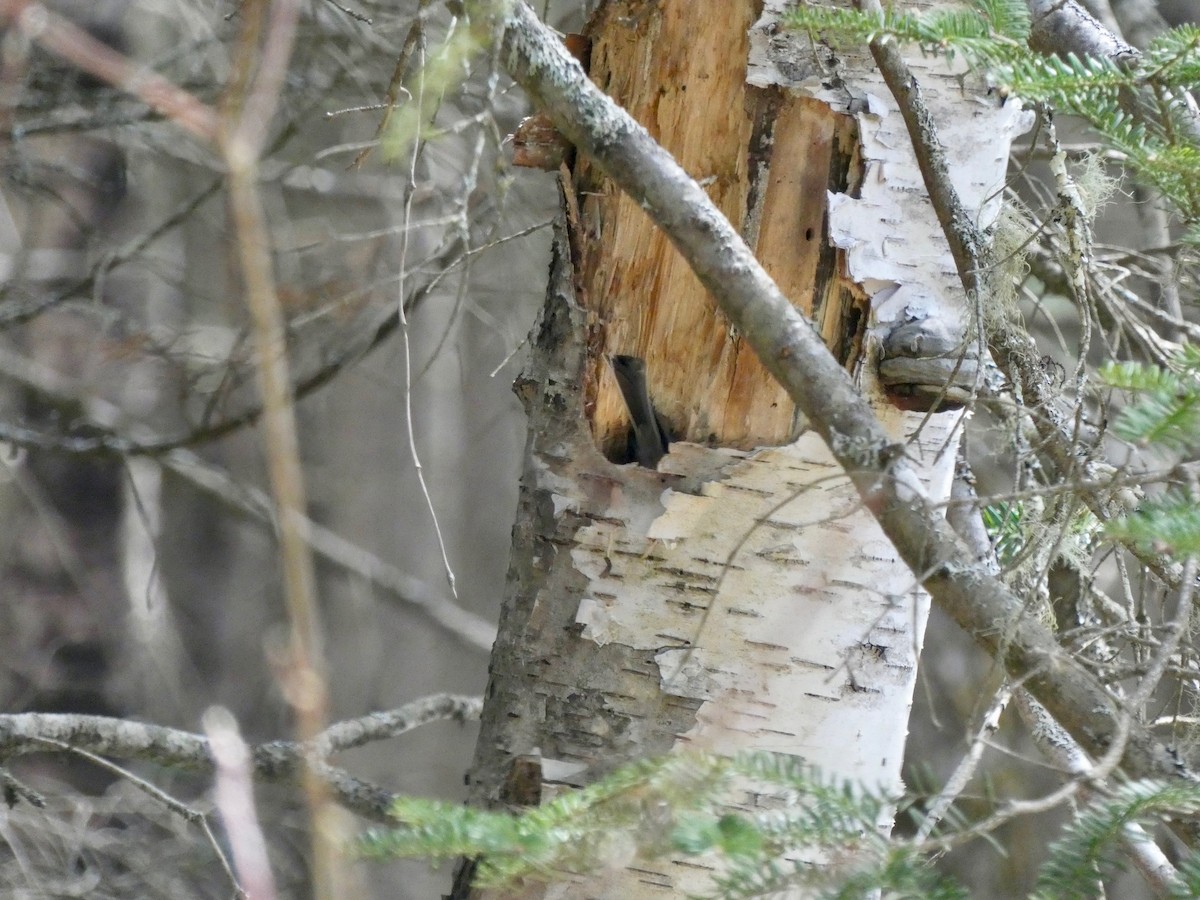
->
[611,355,670,469]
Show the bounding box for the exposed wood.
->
[576,0,865,458]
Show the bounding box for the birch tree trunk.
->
[462,1,1030,894]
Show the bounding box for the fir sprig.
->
[784,0,1027,61]
[359,751,950,896]
[1033,780,1200,899]
[1106,493,1200,555]
[1099,348,1200,553]
[1101,346,1200,451]
[361,752,1200,897]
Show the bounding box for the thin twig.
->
[163,448,497,652]
[915,680,1013,842]
[395,33,459,599]
[220,0,342,894]
[32,736,244,897]
[0,695,482,822]
[0,0,217,138]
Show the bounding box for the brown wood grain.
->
[576,0,866,458]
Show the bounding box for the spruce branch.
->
[363,750,956,897]
[1033,779,1200,898]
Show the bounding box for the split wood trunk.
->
[461,1,1027,895]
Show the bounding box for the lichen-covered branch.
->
[1027,0,1138,62]
[0,694,482,822]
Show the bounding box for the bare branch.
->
[37,737,244,896]
[163,448,498,652]
[205,708,281,900]
[0,694,482,823]
[0,0,218,139]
